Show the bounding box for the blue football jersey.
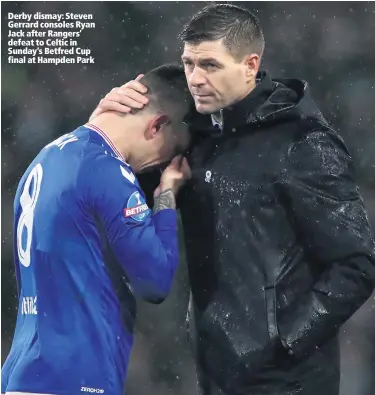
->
[1,124,179,395]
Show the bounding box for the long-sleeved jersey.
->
[1,124,179,395]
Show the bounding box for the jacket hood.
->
[189,70,328,135]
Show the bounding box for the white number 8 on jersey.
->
[17,163,43,267]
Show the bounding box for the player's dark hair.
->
[178,4,265,60]
[140,64,193,124]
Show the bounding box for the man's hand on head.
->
[89,74,149,121]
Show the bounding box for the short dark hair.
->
[140,64,193,123]
[178,4,265,60]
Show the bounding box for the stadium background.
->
[1,2,375,394]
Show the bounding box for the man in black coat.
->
[91,4,375,395]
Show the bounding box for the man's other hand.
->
[155,156,191,198]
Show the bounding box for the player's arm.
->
[277,129,375,358]
[87,155,190,303]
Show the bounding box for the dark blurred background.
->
[1,2,375,394]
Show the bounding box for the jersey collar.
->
[84,123,129,165]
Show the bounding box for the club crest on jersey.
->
[124,191,150,221]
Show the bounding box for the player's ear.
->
[145,114,170,140]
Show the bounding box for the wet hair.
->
[140,64,193,124]
[178,3,265,60]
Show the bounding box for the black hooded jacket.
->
[172,71,375,395]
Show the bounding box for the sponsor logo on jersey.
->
[81,386,104,393]
[21,296,38,315]
[124,191,150,221]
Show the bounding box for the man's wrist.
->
[159,182,177,194]
[153,188,176,214]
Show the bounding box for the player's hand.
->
[89,74,149,121]
[155,156,191,197]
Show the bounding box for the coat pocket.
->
[264,246,304,350]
